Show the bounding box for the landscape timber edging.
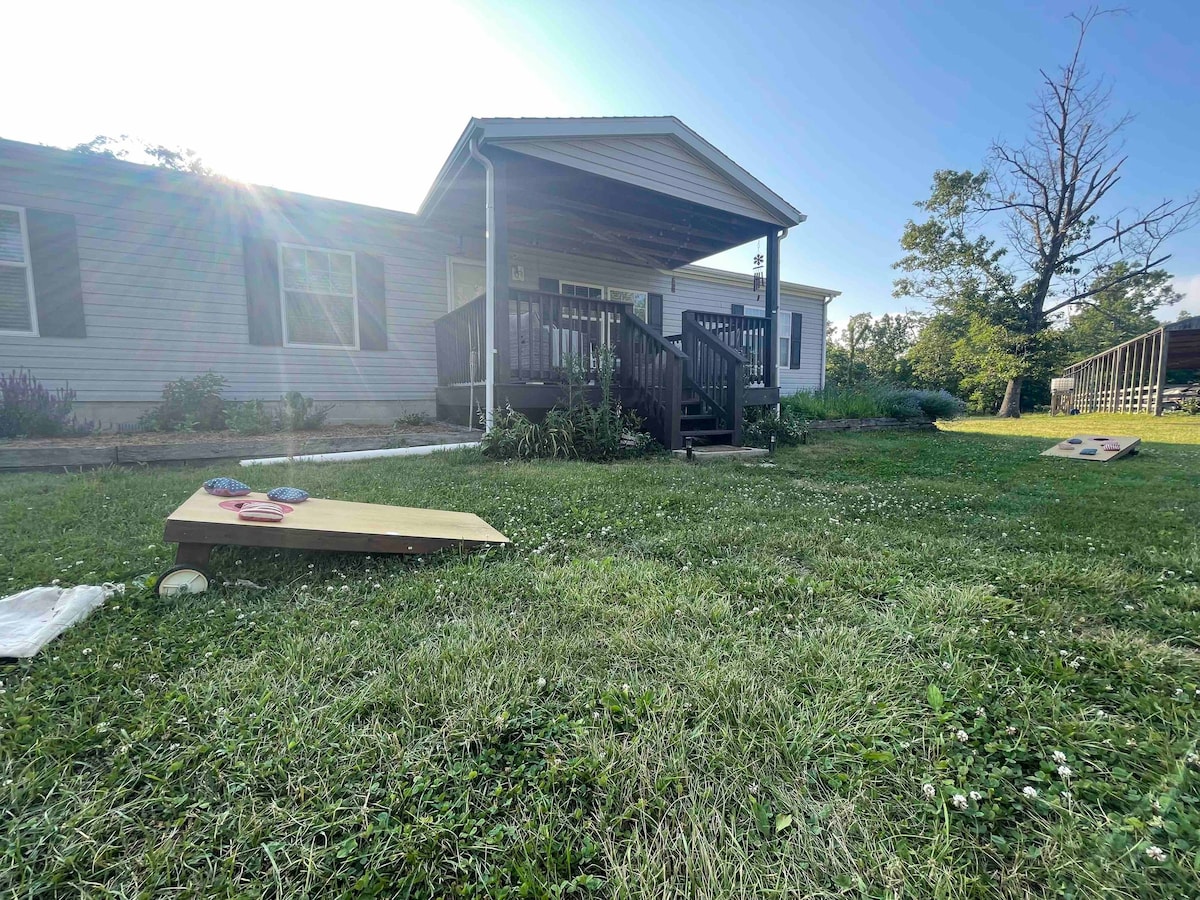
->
[0,431,474,472]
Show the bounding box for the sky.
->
[6,0,1199,332]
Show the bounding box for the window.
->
[747,305,790,370]
[279,244,357,348]
[558,281,604,300]
[608,287,648,319]
[447,257,486,310]
[0,206,37,335]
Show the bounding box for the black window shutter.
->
[27,209,86,338]
[731,303,744,316]
[243,236,282,345]
[356,253,387,351]
[790,312,803,369]
[648,293,663,334]
[538,277,559,293]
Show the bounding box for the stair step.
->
[680,413,716,422]
[681,429,734,438]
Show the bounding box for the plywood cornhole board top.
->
[164,488,510,556]
[1040,434,1141,462]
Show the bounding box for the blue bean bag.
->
[267,487,309,503]
[204,477,252,497]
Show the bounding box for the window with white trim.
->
[747,305,790,371]
[558,281,604,300]
[0,206,37,335]
[447,257,485,310]
[279,244,357,348]
[608,287,648,319]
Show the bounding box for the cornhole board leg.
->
[175,543,214,567]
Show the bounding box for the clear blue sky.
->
[7,0,1199,327]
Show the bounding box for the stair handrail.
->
[619,312,686,450]
[681,312,746,444]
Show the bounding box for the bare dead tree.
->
[984,7,1197,415]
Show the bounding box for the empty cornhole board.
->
[159,487,510,596]
[1040,434,1141,462]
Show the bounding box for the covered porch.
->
[421,118,806,449]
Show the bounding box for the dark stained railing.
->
[683,311,769,385]
[681,311,746,444]
[435,293,486,386]
[509,289,626,383]
[619,312,685,450]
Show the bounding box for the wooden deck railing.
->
[683,311,769,385]
[509,289,627,383]
[619,313,685,450]
[681,311,746,444]
[434,294,486,386]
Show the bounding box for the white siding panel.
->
[0,160,454,406]
[495,136,785,225]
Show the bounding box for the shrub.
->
[225,399,275,435]
[395,411,433,427]
[743,407,810,449]
[782,384,967,422]
[139,371,228,432]
[277,391,333,432]
[482,348,658,461]
[0,370,91,438]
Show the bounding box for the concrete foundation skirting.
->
[0,431,473,472]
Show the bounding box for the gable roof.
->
[419,117,805,228]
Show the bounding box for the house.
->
[0,118,839,448]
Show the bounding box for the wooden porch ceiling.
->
[427,148,773,269]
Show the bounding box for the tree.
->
[894,9,1197,416]
[826,313,874,387]
[71,134,213,176]
[1064,265,1180,359]
[860,313,918,384]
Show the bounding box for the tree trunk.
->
[997,377,1024,417]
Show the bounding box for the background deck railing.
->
[681,311,746,444]
[681,311,769,386]
[509,289,626,383]
[434,293,486,386]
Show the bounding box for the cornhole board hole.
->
[1040,434,1140,462]
[160,488,509,595]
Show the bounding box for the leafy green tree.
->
[860,313,918,384]
[71,134,213,176]
[907,313,966,397]
[826,313,874,387]
[1064,265,1180,360]
[894,11,1197,416]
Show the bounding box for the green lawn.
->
[2,416,1198,898]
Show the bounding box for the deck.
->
[435,289,779,449]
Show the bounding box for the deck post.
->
[764,229,780,390]
[1153,327,1169,416]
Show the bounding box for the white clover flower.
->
[1006,725,1018,735]
[1145,845,1167,863]
[951,793,968,810]
[969,790,982,802]
[82,648,92,656]
[922,783,936,800]
[1057,765,1072,778]
[536,676,547,689]
[1022,786,1039,800]
[1052,750,1067,764]
[975,707,986,719]
[956,729,969,742]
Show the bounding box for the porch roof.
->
[419,117,806,269]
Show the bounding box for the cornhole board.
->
[164,488,510,569]
[1040,434,1140,462]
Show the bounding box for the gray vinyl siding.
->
[505,247,827,393]
[0,151,454,408]
[494,135,788,226]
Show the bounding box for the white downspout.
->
[468,137,496,432]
